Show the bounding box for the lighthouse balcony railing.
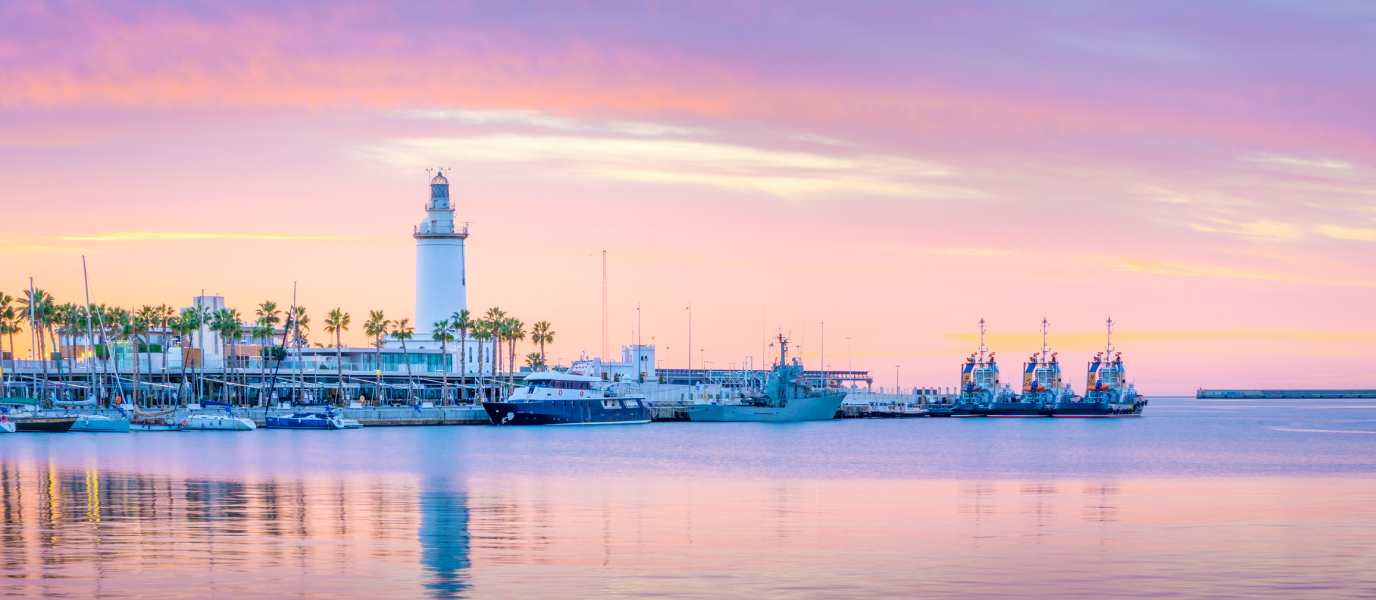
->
[414,223,469,236]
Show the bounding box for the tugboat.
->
[986,319,1071,417]
[952,319,1014,417]
[685,333,845,422]
[483,356,650,425]
[1049,318,1147,418]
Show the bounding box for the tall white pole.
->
[82,256,95,402]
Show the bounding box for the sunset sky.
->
[1,1,1373,393]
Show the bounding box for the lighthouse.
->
[414,170,467,341]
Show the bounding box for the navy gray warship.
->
[685,334,845,422]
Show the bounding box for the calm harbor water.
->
[3,396,1376,598]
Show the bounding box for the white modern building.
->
[600,344,656,381]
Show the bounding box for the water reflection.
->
[3,460,1376,598]
[419,480,471,598]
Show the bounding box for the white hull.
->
[70,415,132,433]
[186,415,257,431]
[0,420,14,433]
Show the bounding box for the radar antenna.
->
[1104,317,1115,357]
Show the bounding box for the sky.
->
[1,0,1373,394]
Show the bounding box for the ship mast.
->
[978,318,987,363]
[1040,318,1049,365]
[1104,317,1115,358]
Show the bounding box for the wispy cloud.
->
[1318,225,1376,242]
[57,232,361,242]
[935,248,1023,257]
[1242,154,1353,170]
[1186,218,1303,241]
[365,135,978,198]
[1106,258,1296,282]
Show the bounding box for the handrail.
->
[414,223,470,236]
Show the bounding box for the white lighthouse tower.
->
[413,170,467,341]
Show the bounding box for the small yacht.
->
[1049,318,1147,417]
[2,402,77,432]
[70,413,132,433]
[265,409,346,429]
[185,413,257,431]
[130,417,187,431]
[484,356,649,425]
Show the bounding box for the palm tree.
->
[177,307,203,403]
[104,306,128,402]
[212,308,242,404]
[450,310,472,401]
[324,308,350,403]
[431,318,455,404]
[19,289,56,401]
[364,310,389,404]
[134,305,159,404]
[291,306,311,346]
[530,321,554,371]
[505,318,525,395]
[255,300,280,346]
[390,318,415,402]
[0,292,12,393]
[525,352,545,370]
[155,303,174,390]
[484,307,505,396]
[471,320,490,402]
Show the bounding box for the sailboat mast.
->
[82,256,96,403]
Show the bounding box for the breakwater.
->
[1197,390,1376,399]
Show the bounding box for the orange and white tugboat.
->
[987,319,1074,417]
[1049,318,1147,418]
[952,319,1014,417]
